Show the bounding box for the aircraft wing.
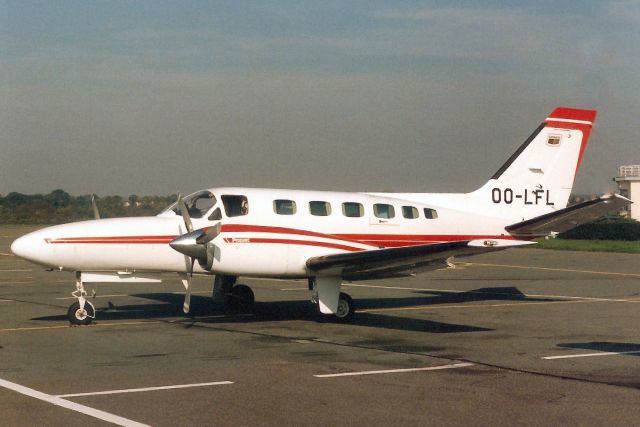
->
[306,239,534,281]
[505,193,631,238]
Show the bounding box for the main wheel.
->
[334,292,355,322]
[67,300,95,325]
[226,284,255,314]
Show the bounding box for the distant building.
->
[614,165,640,220]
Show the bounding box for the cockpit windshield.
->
[161,191,216,219]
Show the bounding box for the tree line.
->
[0,190,177,224]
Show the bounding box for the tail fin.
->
[471,107,597,220]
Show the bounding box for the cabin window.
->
[424,208,438,219]
[274,199,297,215]
[309,201,331,216]
[342,202,364,218]
[373,203,395,219]
[222,195,249,217]
[402,206,419,219]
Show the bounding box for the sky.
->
[1,0,639,197]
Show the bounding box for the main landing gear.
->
[334,292,355,322]
[68,272,95,326]
[309,278,356,322]
[213,275,255,314]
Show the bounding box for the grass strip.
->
[532,239,640,254]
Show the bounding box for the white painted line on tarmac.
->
[358,299,601,313]
[0,377,150,427]
[542,351,640,360]
[344,283,458,292]
[0,252,15,256]
[342,283,640,305]
[171,290,211,295]
[314,362,474,378]
[0,316,242,333]
[466,262,640,278]
[56,381,234,398]
[56,294,128,300]
[0,320,162,333]
[0,269,32,272]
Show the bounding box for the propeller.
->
[171,194,222,314]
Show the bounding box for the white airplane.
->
[11,107,630,325]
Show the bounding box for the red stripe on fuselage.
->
[48,236,176,244]
[220,224,366,245]
[223,237,364,252]
[336,234,514,247]
[46,226,513,249]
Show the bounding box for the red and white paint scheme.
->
[11,107,630,324]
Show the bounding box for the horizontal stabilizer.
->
[307,239,534,281]
[505,194,631,238]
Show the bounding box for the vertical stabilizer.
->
[471,107,597,220]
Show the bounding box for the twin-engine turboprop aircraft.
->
[11,107,630,325]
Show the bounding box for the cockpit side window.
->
[208,207,222,221]
[164,191,216,219]
[190,194,216,218]
[222,195,249,217]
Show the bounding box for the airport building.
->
[614,165,640,220]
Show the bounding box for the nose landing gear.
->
[68,272,95,326]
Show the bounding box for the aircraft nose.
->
[11,232,43,262]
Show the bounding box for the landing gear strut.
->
[68,272,95,325]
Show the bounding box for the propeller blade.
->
[91,195,100,220]
[177,194,193,233]
[179,251,197,315]
[181,274,192,314]
[189,256,196,276]
[196,222,221,244]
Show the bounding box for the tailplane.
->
[470,107,597,220]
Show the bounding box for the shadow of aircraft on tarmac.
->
[556,342,640,356]
[32,286,555,334]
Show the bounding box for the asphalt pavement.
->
[1,225,640,426]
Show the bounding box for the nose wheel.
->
[68,300,95,325]
[68,272,96,325]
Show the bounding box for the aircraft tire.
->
[67,301,95,326]
[334,292,355,322]
[226,284,255,314]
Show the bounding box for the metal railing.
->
[618,165,640,177]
